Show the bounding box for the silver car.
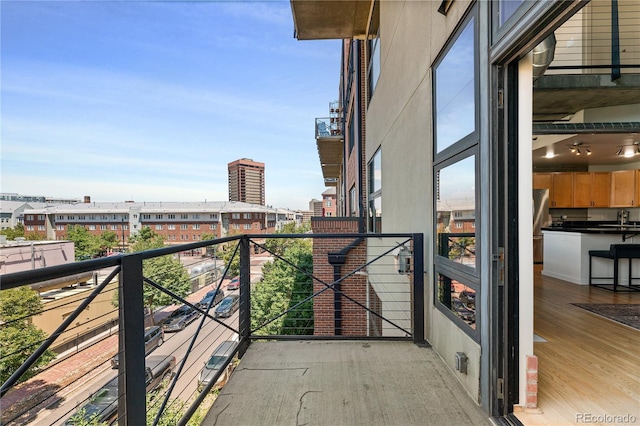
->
[197,340,238,391]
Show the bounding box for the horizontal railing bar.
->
[249,335,412,341]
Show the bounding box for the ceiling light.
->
[616,148,623,156]
[576,148,581,155]
[586,148,591,155]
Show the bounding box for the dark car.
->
[197,289,225,310]
[227,277,240,291]
[162,304,200,332]
[214,294,240,318]
[111,325,164,369]
[66,355,175,425]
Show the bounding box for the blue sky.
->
[1,1,340,211]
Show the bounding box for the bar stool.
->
[588,244,640,292]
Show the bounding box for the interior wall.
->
[517,53,535,409]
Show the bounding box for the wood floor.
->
[515,266,640,426]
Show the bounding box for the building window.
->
[38,225,45,231]
[433,6,479,338]
[100,225,107,230]
[233,224,240,230]
[79,215,86,220]
[244,224,251,230]
[367,2,380,101]
[193,214,200,219]
[142,214,151,220]
[168,214,176,219]
[56,225,65,231]
[368,149,382,233]
[111,225,118,230]
[193,235,198,240]
[113,215,118,220]
[209,214,217,220]
[168,224,176,230]
[26,225,34,231]
[193,224,200,230]
[156,214,163,220]
[155,224,163,230]
[66,215,74,220]
[57,215,64,220]
[434,12,477,155]
[181,224,188,230]
[325,199,332,207]
[89,225,96,230]
[243,213,251,219]
[123,225,128,230]
[232,213,240,219]
[180,214,188,220]
[210,224,217,230]
[101,215,108,220]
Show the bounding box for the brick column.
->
[525,355,538,409]
[311,218,367,336]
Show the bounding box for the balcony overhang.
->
[317,135,343,187]
[290,0,372,40]
[533,73,640,121]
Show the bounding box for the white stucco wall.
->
[365,0,481,402]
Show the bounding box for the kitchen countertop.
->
[542,225,640,234]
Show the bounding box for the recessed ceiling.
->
[532,132,640,169]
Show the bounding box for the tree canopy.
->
[0,286,56,385]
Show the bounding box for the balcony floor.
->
[203,340,491,426]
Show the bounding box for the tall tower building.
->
[228,158,265,205]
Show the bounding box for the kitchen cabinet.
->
[573,172,611,207]
[533,172,573,207]
[610,170,637,207]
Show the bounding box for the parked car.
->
[66,355,176,425]
[111,325,164,369]
[214,294,240,318]
[197,340,238,392]
[162,304,200,332]
[197,289,225,310]
[227,277,240,291]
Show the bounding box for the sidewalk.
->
[0,283,218,424]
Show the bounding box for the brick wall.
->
[311,218,368,336]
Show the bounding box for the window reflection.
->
[438,274,476,329]
[498,0,523,26]
[436,155,476,269]
[435,17,476,153]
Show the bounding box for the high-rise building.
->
[228,158,265,206]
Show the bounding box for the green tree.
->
[66,225,101,260]
[98,231,119,253]
[0,223,25,240]
[251,237,313,336]
[0,287,56,385]
[219,243,240,278]
[128,228,191,321]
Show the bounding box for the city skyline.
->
[1,1,341,211]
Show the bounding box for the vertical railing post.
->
[118,253,146,425]
[238,237,251,357]
[611,0,621,81]
[412,233,426,346]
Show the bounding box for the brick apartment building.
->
[22,201,302,249]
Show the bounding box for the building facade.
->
[22,201,299,250]
[291,0,640,422]
[228,158,266,206]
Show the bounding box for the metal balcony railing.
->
[0,232,423,425]
[544,0,640,79]
[315,117,342,139]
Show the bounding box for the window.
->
[232,213,240,219]
[233,224,240,230]
[193,214,200,219]
[181,214,188,220]
[181,224,188,230]
[243,213,251,219]
[66,215,74,220]
[434,14,477,155]
[111,225,118,230]
[89,225,96,230]
[38,225,45,231]
[57,215,64,220]
[90,215,97,220]
[100,225,107,230]
[193,235,198,240]
[193,224,200,230]
[142,214,151,220]
[367,2,380,101]
[79,215,86,220]
[168,214,176,219]
[325,199,332,207]
[155,224,163,230]
[26,225,34,231]
[113,215,118,220]
[209,214,217,220]
[123,225,128,230]
[210,224,217,230]
[244,224,251,230]
[168,224,176,230]
[101,215,108,220]
[27,215,34,221]
[433,6,479,337]
[56,225,65,231]
[368,149,382,233]
[156,214,163,220]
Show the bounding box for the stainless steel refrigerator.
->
[533,189,551,264]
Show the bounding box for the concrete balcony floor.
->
[203,340,491,426]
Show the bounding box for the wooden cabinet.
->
[610,170,637,207]
[573,172,611,207]
[534,172,573,207]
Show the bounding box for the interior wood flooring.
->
[515,266,640,426]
